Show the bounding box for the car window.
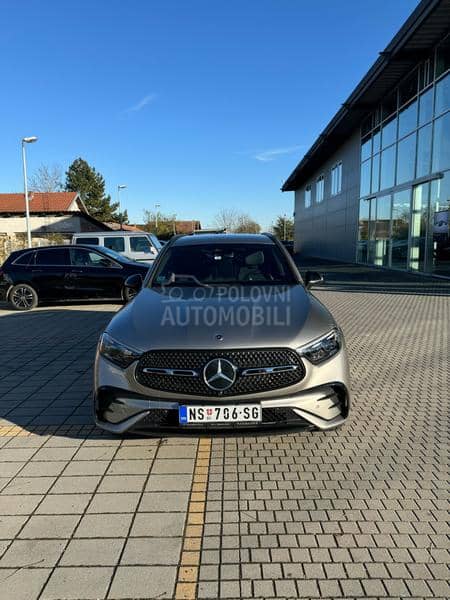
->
[13,251,35,266]
[152,243,297,286]
[74,237,99,245]
[149,235,162,250]
[130,236,152,253]
[70,248,114,267]
[35,248,71,266]
[104,237,125,252]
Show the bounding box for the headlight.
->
[98,332,141,369]
[297,328,342,364]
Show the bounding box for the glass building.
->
[283,0,450,280]
[358,35,450,278]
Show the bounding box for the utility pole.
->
[117,185,127,229]
[21,136,38,247]
[155,204,161,231]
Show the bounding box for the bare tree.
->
[213,208,261,234]
[213,208,239,232]
[234,213,261,234]
[29,163,64,192]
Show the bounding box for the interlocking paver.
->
[121,537,183,565]
[0,567,51,600]
[18,514,80,539]
[131,511,186,536]
[41,566,114,599]
[74,513,133,538]
[108,565,177,599]
[86,492,141,513]
[0,538,66,567]
[59,537,124,566]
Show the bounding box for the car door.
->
[32,248,71,300]
[68,248,123,299]
[129,235,159,263]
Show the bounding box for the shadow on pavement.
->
[0,307,118,439]
[296,255,450,296]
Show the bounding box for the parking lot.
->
[0,271,449,599]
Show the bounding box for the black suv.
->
[0,245,150,310]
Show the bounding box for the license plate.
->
[179,404,261,424]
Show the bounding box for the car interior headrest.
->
[245,251,264,266]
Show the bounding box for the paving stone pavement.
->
[0,289,448,599]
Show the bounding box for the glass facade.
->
[357,34,450,278]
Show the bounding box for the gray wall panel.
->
[293,130,360,262]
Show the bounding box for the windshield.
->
[150,243,297,286]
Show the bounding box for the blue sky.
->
[1,0,419,229]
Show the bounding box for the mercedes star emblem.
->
[203,358,237,391]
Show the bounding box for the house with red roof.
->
[0,191,113,259]
[0,192,112,237]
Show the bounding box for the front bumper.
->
[94,351,350,433]
[94,383,349,433]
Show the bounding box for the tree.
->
[143,210,177,238]
[213,208,239,232]
[272,215,294,240]
[29,163,63,192]
[65,158,126,223]
[234,213,261,234]
[213,208,261,233]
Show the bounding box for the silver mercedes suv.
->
[94,233,350,432]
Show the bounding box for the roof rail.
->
[188,228,227,235]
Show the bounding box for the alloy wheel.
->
[11,286,35,309]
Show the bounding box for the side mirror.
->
[304,271,324,289]
[124,273,143,299]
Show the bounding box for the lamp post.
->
[283,213,287,240]
[117,185,127,229]
[155,203,161,231]
[21,136,38,248]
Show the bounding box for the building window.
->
[331,162,342,195]
[396,132,416,185]
[316,175,324,203]
[304,185,312,208]
[435,71,450,116]
[432,111,450,172]
[360,160,371,197]
[416,124,432,178]
[380,145,396,190]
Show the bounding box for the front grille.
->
[134,407,311,430]
[135,348,305,396]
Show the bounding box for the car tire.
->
[9,284,38,311]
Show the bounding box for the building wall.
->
[293,130,361,262]
[0,214,105,235]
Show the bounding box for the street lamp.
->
[283,213,287,240]
[117,185,127,229]
[155,203,161,230]
[21,136,38,248]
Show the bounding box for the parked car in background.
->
[71,231,161,264]
[0,245,150,310]
[281,240,295,255]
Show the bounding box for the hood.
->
[107,284,336,351]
